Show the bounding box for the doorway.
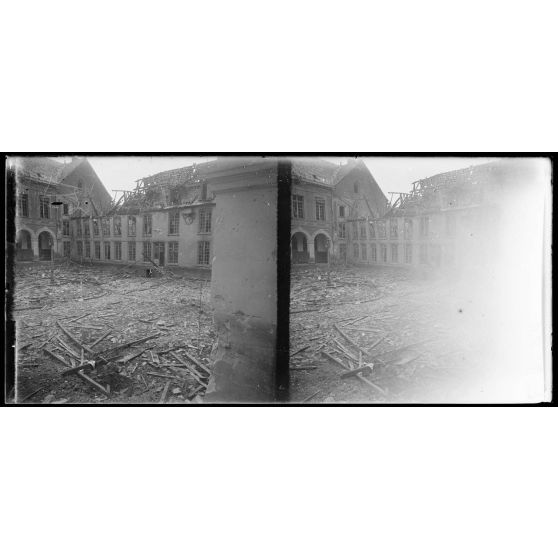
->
[38,231,54,261]
[153,242,165,266]
[314,233,329,264]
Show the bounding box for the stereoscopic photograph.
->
[4,155,553,404]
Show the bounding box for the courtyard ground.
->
[9,260,214,404]
[290,264,508,403]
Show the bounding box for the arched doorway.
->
[314,233,330,264]
[291,232,309,264]
[38,231,54,261]
[16,230,33,261]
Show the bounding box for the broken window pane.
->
[143,214,152,236]
[390,219,398,239]
[128,216,136,236]
[377,220,386,239]
[404,218,413,240]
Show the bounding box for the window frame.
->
[198,208,212,234]
[198,240,210,266]
[315,197,326,221]
[128,241,136,262]
[143,214,152,237]
[292,194,304,219]
[169,211,180,235]
[168,241,179,264]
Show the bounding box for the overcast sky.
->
[78,156,498,199]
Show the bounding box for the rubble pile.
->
[290,265,488,403]
[12,261,214,404]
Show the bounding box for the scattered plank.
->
[61,361,95,377]
[56,321,94,355]
[368,335,388,352]
[76,370,110,396]
[302,390,321,403]
[159,381,171,403]
[43,348,70,367]
[290,345,310,357]
[68,312,91,323]
[356,372,387,396]
[89,329,112,349]
[321,351,350,370]
[96,332,161,356]
[179,350,211,376]
[334,324,372,358]
[20,387,43,403]
[145,371,179,380]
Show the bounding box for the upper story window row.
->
[292,194,329,221]
[74,208,211,238]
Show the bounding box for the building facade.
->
[290,159,388,265]
[70,161,216,269]
[13,157,111,261]
[367,159,536,270]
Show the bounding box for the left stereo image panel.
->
[5,156,281,404]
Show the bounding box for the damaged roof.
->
[15,157,84,184]
[384,159,536,217]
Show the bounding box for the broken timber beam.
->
[61,361,95,377]
[96,333,161,357]
[89,329,112,349]
[321,351,350,370]
[159,381,171,403]
[334,324,372,358]
[56,321,94,355]
[76,370,110,396]
[43,348,70,367]
[179,350,211,376]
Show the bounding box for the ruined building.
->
[290,158,388,264]
[13,157,112,261]
[369,159,539,270]
[69,162,217,269]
